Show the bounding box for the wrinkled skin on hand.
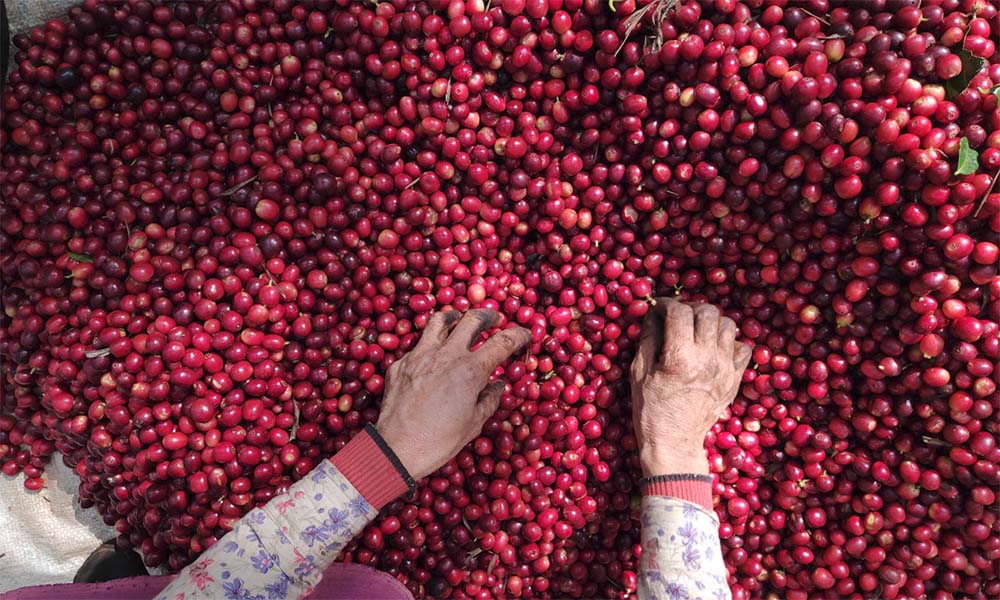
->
[630,298,752,476]
[376,308,532,480]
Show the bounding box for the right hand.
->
[629,298,751,477]
[376,308,531,480]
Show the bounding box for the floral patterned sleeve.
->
[638,483,731,600]
[154,426,412,600]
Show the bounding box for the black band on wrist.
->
[640,474,713,486]
[364,423,417,492]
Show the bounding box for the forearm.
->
[154,425,412,600]
[637,476,731,600]
[153,307,526,599]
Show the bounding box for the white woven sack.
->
[1,2,118,593]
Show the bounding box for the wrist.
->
[639,474,714,511]
[331,424,415,509]
[640,445,709,478]
[375,423,425,480]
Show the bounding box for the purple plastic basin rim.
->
[1,562,414,600]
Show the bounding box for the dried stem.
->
[972,167,999,218]
[220,175,258,196]
[615,0,679,56]
[799,7,830,25]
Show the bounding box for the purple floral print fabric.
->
[639,496,731,600]
[154,461,726,600]
[153,460,376,600]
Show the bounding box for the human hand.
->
[376,309,531,480]
[630,298,751,477]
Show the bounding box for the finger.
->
[414,309,462,351]
[649,296,673,318]
[384,359,401,384]
[733,341,752,373]
[475,380,505,423]
[474,326,532,371]
[693,303,720,345]
[447,308,502,351]
[661,298,694,356]
[718,316,737,357]
[631,310,662,380]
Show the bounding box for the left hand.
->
[375,308,531,480]
[630,298,751,477]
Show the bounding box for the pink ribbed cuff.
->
[642,478,714,512]
[330,426,411,510]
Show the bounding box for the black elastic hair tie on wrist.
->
[640,474,713,486]
[363,423,417,492]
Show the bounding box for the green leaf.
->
[955,137,980,176]
[944,48,987,99]
[980,83,1000,102]
[67,251,93,263]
